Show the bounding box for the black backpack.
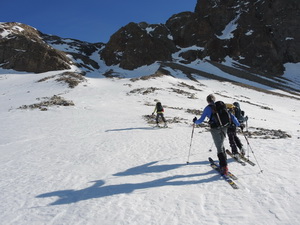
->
[156,102,164,112]
[209,101,231,128]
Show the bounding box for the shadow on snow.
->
[36,160,218,205]
[113,161,204,176]
[105,127,156,132]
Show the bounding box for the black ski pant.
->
[156,113,166,124]
[227,126,243,154]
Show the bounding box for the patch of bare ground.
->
[143,115,188,125]
[177,82,204,91]
[242,127,291,139]
[37,71,86,88]
[128,81,201,98]
[169,88,198,99]
[128,87,161,95]
[130,71,172,82]
[18,95,74,111]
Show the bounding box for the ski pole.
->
[242,130,263,173]
[186,123,195,164]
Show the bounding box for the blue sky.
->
[1,0,197,43]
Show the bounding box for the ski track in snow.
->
[0,66,300,225]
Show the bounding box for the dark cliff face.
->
[1,0,299,76]
[0,22,72,73]
[193,0,300,75]
[100,22,177,70]
[101,0,299,75]
[166,12,213,48]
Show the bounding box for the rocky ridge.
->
[0,22,72,73]
[0,0,299,78]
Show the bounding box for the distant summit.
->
[0,0,299,76]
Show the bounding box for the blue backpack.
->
[233,102,247,123]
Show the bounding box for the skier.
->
[233,102,248,124]
[192,94,241,175]
[227,102,247,158]
[152,101,167,127]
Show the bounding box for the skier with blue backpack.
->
[192,94,242,175]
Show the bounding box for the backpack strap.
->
[208,103,220,127]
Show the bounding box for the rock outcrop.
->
[101,22,177,70]
[193,0,300,75]
[0,22,71,73]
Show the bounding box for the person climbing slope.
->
[152,101,167,127]
[192,94,241,175]
[226,102,247,158]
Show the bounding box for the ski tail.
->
[226,149,246,166]
[208,157,239,189]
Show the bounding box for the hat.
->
[206,94,216,103]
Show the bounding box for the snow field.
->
[0,67,300,224]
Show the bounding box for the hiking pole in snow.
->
[242,130,263,173]
[203,138,213,152]
[186,124,195,164]
[208,142,213,152]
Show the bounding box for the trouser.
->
[156,113,166,123]
[228,126,243,154]
[210,127,228,167]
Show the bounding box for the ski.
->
[239,154,256,166]
[153,125,170,129]
[209,157,237,180]
[226,149,246,166]
[208,157,239,189]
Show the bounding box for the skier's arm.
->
[194,106,212,125]
[230,113,240,127]
[152,106,157,114]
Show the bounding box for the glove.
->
[193,117,197,123]
[240,123,245,131]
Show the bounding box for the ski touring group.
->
[151,94,259,189]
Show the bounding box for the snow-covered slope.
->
[0,62,300,225]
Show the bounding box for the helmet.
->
[233,102,240,108]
